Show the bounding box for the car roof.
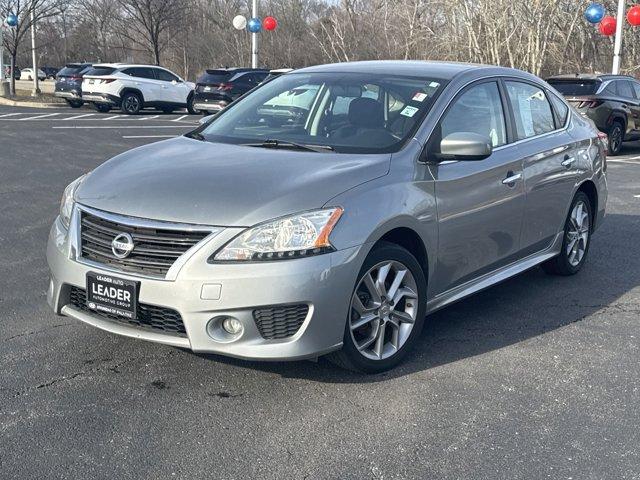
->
[294,60,521,80]
[204,67,269,73]
[91,63,171,69]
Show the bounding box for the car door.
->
[428,80,525,294]
[503,80,580,255]
[615,79,638,134]
[626,80,640,138]
[153,68,187,104]
[122,67,161,103]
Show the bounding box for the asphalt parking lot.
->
[1,104,639,479]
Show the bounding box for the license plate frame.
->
[86,272,138,319]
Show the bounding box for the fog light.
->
[222,317,242,335]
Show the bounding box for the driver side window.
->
[440,82,507,148]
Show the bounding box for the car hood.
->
[75,136,390,226]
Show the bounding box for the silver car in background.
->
[47,61,607,373]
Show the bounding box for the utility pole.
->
[0,23,5,83]
[612,0,625,74]
[251,0,258,68]
[30,3,40,96]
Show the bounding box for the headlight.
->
[59,174,86,228]
[213,207,343,261]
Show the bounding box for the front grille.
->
[79,211,211,278]
[253,304,309,340]
[67,286,187,337]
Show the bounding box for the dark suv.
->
[192,68,269,115]
[547,74,640,155]
[54,63,93,108]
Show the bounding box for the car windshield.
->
[548,79,600,96]
[196,72,446,154]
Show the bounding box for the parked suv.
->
[81,63,196,114]
[547,73,640,155]
[192,68,269,115]
[48,61,607,373]
[54,63,93,108]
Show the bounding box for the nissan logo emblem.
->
[111,233,135,259]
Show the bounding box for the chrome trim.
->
[561,157,576,167]
[71,204,223,281]
[502,172,523,184]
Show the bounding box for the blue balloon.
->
[247,17,261,33]
[5,13,18,27]
[584,3,605,24]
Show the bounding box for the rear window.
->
[85,67,116,76]
[547,80,600,96]
[58,65,86,76]
[198,70,233,84]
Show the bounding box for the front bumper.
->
[47,207,365,361]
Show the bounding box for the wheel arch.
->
[577,180,598,229]
[371,227,429,280]
[119,87,145,104]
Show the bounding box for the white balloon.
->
[232,15,247,30]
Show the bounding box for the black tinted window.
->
[505,81,555,140]
[547,80,599,96]
[155,68,179,82]
[85,67,116,76]
[440,81,507,147]
[632,82,640,99]
[198,70,233,84]
[616,80,634,98]
[58,65,86,76]
[548,92,569,127]
[122,67,155,79]
[603,82,618,95]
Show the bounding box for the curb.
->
[0,96,64,108]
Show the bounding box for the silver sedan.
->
[47,61,607,373]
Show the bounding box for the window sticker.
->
[400,105,419,117]
[428,81,440,88]
[412,92,428,102]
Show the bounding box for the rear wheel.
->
[65,99,83,108]
[187,94,198,114]
[93,103,111,113]
[327,242,427,373]
[121,92,142,114]
[542,191,592,276]
[608,121,624,156]
[160,106,175,114]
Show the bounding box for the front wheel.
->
[187,95,198,114]
[66,99,83,108]
[542,191,592,276]
[327,242,427,373]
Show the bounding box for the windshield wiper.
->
[185,131,205,141]
[243,139,335,153]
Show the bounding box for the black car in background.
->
[547,73,640,155]
[54,63,93,108]
[42,66,59,79]
[192,67,269,115]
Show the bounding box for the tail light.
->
[578,100,602,109]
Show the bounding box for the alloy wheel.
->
[349,260,418,360]
[124,95,140,113]
[566,200,590,267]
[609,125,622,154]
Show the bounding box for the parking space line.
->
[173,115,188,122]
[122,135,178,139]
[52,125,191,129]
[64,113,95,120]
[102,115,124,120]
[607,159,640,165]
[140,115,159,121]
[20,113,59,120]
[0,112,22,118]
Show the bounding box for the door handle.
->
[561,154,576,168]
[502,172,522,185]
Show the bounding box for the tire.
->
[121,92,143,114]
[542,191,593,276]
[608,121,624,156]
[326,242,427,373]
[160,106,175,114]
[200,110,210,116]
[187,94,198,114]
[93,103,111,113]
[66,99,83,108]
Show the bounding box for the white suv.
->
[81,63,196,114]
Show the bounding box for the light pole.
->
[30,4,40,96]
[612,0,625,74]
[251,0,258,68]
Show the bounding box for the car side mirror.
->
[198,114,216,125]
[438,132,493,161]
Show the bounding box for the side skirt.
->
[426,231,564,314]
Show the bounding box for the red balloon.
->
[627,5,640,26]
[599,16,617,35]
[263,16,277,31]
